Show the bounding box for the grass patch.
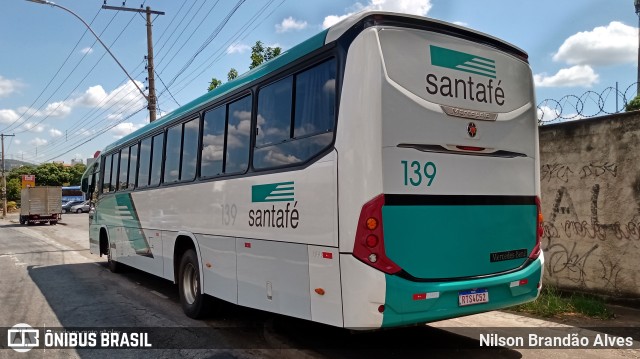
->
[512,285,613,320]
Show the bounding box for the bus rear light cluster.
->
[529,196,543,260]
[353,194,401,274]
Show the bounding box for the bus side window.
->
[118,147,129,191]
[201,106,226,177]
[181,118,200,181]
[149,133,164,186]
[225,95,252,174]
[164,123,183,184]
[128,143,139,189]
[102,155,112,194]
[253,59,336,170]
[138,137,152,187]
[111,152,120,193]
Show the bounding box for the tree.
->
[227,68,238,81]
[249,41,266,70]
[625,94,640,112]
[207,40,282,91]
[66,163,87,185]
[264,46,281,61]
[6,178,21,201]
[208,78,222,92]
[249,41,282,69]
[7,165,36,181]
[32,163,70,186]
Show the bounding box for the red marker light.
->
[413,293,427,300]
[365,235,379,248]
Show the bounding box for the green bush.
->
[626,94,640,112]
[6,201,18,212]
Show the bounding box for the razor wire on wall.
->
[537,82,639,125]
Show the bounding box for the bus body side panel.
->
[196,234,238,304]
[236,238,311,320]
[336,28,387,329]
[308,246,343,327]
[125,152,339,321]
[130,153,338,248]
[94,193,164,277]
[89,223,100,255]
[340,255,386,329]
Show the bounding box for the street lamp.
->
[25,0,151,114]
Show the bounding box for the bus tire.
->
[107,242,120,273]
[178,249,208,319]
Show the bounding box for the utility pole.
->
[636,0,640,95]
[1,134,16,219]
[26,0,152,120]
[102,4,164,122]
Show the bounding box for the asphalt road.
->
[0,213,638,359]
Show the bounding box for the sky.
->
[0,0,637,164]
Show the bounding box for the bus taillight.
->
[530,196,543,260]
[353,194,401,274]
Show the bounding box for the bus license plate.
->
[458,289,489,306]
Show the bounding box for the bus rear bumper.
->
[381,252,544,328]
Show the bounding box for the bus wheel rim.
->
[183,263,197,305]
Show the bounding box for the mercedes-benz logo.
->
[467,122,478,138]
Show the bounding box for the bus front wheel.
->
[178,249,208,318]
[107,244,120,273]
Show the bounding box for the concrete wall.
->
[540,111,640,298]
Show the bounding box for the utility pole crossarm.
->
[101,5,164,15]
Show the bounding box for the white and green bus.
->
[82,11,543,329]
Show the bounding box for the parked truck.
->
[19,186,62,225]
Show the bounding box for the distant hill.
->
[2,159,35,170]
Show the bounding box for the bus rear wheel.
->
[178,249,208,318]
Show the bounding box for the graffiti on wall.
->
[540,160,638,295]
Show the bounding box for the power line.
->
[0,9,103,134]
[5,10,123,134]
[40,106,147,163]
[163,0,246,91]
[15,11,143,135]
[24,91,145,162]
[24,73,144,159]
[154,70,180,107]
[157,0,220,70]
[20,77,145,160]
[165,0,284,97]
[155,0,204,60]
